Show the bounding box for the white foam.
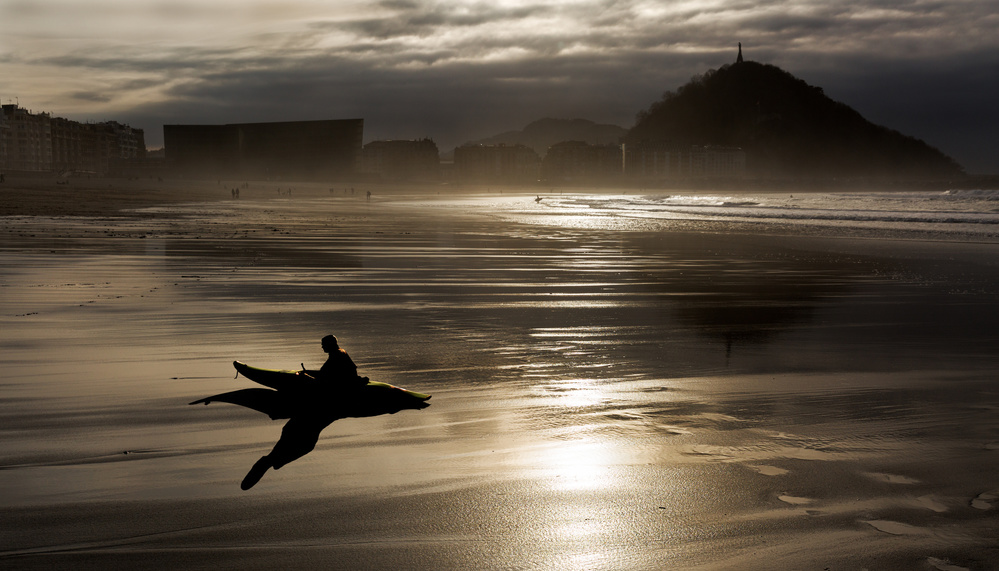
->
[749,465,788,476]
[778,494,812,505]
[529,191,999,239]
[971,490,997,510]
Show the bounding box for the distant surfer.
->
[535,195,543,203]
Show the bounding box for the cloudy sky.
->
[2,0,997,172]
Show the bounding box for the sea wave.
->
[525,190,999,239]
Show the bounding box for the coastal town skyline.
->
[2,0,997,173]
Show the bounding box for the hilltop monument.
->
[736,42,743,63]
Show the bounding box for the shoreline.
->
[3,172,997,219]
[4,179,999,255]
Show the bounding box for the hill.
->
[626,61,963,179]
[460,118,627,156]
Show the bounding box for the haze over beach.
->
[2,1,999,570]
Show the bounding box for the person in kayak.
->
[311,334,367,387]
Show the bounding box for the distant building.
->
[51,118,146,174]
[1,104,52,172]
[360,139,440,180]
[541,141,622,182]
[50,116,86,172]
[702,145,746,177]
[0,110,7,169]
[164,119,363,180]
[623,142,745,179]
[0,104,145,174]
[453,144,540,183]
[102,121,146,162]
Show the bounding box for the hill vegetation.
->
[626,61,963,179]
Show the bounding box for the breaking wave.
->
[527,190,999,239]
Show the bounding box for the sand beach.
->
[1,176,997,569]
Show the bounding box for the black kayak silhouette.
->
[191,361,431,489]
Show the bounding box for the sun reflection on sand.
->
[537,438,618,492]
[534,378,607,409]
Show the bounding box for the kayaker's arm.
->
[300,364,317,380]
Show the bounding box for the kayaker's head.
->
[321,335,339,353]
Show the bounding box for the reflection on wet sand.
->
[2,190,998,569]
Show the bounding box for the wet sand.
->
[1,179,998,569]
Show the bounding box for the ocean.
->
[443,189,999,241]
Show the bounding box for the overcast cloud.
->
[2,0,996,172]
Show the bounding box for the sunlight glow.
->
[539,439,618,491]
[539,378,607,409]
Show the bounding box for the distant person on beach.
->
[366,190,371,201]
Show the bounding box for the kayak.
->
[189,361,431,420]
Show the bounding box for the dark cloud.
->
[70,91,112,103]
[34,46,250,74]
[130,44,700,135]
[333,1,552,39]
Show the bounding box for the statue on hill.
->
[736,42,744,64]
